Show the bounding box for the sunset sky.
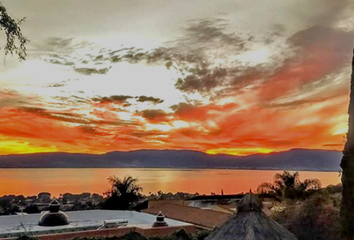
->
[1,0,354,156]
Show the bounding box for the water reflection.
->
[0,168,341,197]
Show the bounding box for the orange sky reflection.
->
[0,168,341,197]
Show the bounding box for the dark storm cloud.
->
[139,109,170,122]
[136,96,164,104]
[74,67,111,75]
[92,95,164,105]
[170,102,194,112]
[175,67,228,93]
[92,95,133,104]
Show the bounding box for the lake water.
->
[0,168,341,197]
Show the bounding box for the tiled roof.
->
[143,201,231,229]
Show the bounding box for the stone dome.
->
[38,200,69,226]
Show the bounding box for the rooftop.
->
[0,210,192,238]
[143,201,231,229]
[205,193,298,240]
[188,193,272,201]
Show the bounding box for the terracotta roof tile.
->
[143,201,231,229]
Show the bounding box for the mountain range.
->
[0,149,342,171]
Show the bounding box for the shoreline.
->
[0,167,341,172]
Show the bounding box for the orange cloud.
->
[259,27,354,101]
[0,25,352,156]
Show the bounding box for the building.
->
[143,201,231,229]
[205,193,298,240]
[0,201,195,240]
[186,193,275,214]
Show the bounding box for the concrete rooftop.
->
[0,210,192,238]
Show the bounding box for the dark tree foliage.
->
[273,193,340,240]
[0,198,20,215]
[16,236,37,240]
[103,175,143,210]
[23,204,40,214]
[340,47,354,240]
[0,2,28,60]
[192,231,211,240]
[257,171,321,200]
[116,232,147,240]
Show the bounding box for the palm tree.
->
[340,48,354,240]
[104,175,143,210]
[257,171,321,200]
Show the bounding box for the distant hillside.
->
[0,149,342,171]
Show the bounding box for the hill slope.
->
[0,149,342,171]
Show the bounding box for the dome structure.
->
[152,211,168,227]
[38,200,69,227]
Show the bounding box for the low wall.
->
[2,225,196,240]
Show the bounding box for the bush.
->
[23,205,40,214]
[272,193,340,240]
[193,230,211,240]
[118,232,147,240]
[16,237,37,240]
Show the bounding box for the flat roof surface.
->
[144,201,231,229]
[0,210,191,238]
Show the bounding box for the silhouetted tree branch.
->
[0,2,28,60]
